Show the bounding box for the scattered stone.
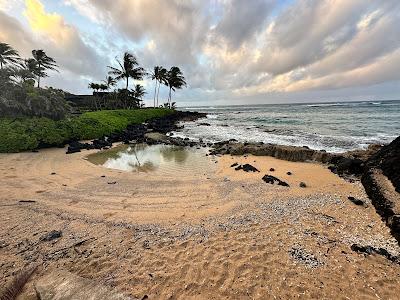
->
[101,175,106,178]
[198,122,211,126]
[299,182,307,188]
[142,240,150,249]
[269,168,275,172]
[348,196,367,207]
[40,230,62,242]
[230,163,239,168]
[287,171,292,175]
[289,246,323,268]
[50,172,56,175]
[108,182,117,185]
[262,175,290,187]
[234,164,260,173]
[351,244,400,264]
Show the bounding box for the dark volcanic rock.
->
[299,182,307,188]
[40,230,62,242]
[360,136,400,243]
[234,164,260,173]
[366,136,400,193]
[347,196,367,207]
[230,163,239,168]
[351,244,400,263]
[262,175,289,187]
[328,157,364,176]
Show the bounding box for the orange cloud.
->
[24,0,75,45]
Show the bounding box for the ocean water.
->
[177,100,400,153]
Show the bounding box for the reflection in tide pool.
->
[87,144,212,174]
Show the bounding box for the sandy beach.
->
[1,147,400,299]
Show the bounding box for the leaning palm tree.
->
[166,67,186,108]
[0,43,21,69]
[32,49,58,88]
[102,76,117,91]
[108,52,145,90]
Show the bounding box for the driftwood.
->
[0,265,37,300]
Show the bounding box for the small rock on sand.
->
[40,230,62,242]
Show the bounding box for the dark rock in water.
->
[262,175,289,187]
[270,168,275,172]
[230,163,239,168]
[299,182,307,188]
[348,196,366,206]
[40,230,62,242]
[351,244,400,263]
[287,171,292,175]
[234,164,260,173]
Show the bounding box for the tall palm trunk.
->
[126,76,129,90]
[37,63,41,88]
[156,81,161,107]
[168,87,172,108]
[153,80,157,108]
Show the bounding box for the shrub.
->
[0,108,173,153]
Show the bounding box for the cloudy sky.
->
[1,0,400,106]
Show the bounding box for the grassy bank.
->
[0,108,173,153]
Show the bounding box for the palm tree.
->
[88,82,100,93]
[0,43,21,69]
[102,76,116,91]
[132,84,146,99]
[108,52,145,90]
[157,67,168,107]
[32,49,58,88]
[166,67,186,108]
[150,66,167,107]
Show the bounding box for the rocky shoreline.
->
[66,111,400,243]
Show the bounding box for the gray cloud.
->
[3,0,400,103]
[214,0,275,49]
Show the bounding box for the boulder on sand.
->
[262,174,290,187]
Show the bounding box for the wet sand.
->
[1,147,400,299]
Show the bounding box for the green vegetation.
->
[0,108,173,153]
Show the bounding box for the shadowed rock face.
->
[366,136,400,193]
[361,137,400,243]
